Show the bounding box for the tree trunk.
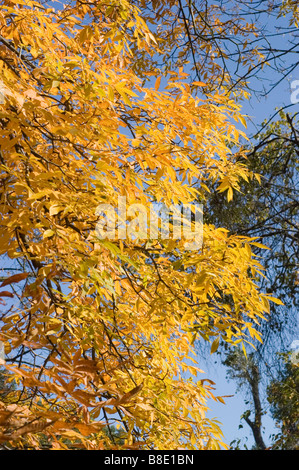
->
[245,364,267,450]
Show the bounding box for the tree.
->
[223,348,266,450]
[205,112,298,356]
[0,0,276,450]
[267,353,299,450]
[222,348,299,451]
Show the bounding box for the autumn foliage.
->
[0,0,277,450]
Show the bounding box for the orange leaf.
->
[0,273,28,287]
[155,76,161,91]
[0,291,14,298]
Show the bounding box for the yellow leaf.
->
[43,229,55,239]
[155,76,161,91]
[211,337,220,354]
[266,295,284,306]
[192,81,207,87]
